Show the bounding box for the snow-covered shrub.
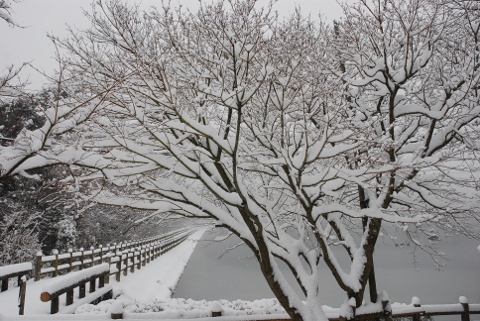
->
[76,298,286,316]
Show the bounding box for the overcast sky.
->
[0,0,343,91]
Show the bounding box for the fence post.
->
[123,253,128,276]
[1,276,7,292]
[18,275,26,315]
[382,299,392,321]
[130,252,135,273]
[412,296,421,321]
[136,248,141,270]
[51,296,60,314]
[79,282,86,298]
[106,251,112,267]
[104,270,110,285]
[35,251,43,281]
[211,301,222,317]
[99,245,103,263]
[460,296,470,321]
[99,273,105,288]
[91,246,95,267]
[90,278,96,293]
[155,242,160,258]
[52,249,59,277]
[116,252,122,282]
[110,300,124,319]
[68,249,73,272]
[80,248,85,270]
[66,288,74,305]
[141,246,146,267]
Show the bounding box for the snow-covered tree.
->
[76,203,192,247]
[0,186,40,265]
[1,0,480,320]
[321,0,480,304]
[0,97,45,145]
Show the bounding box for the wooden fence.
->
[34,227,198,281]
[0,227,199,316]
[40,263,112,314]
[106,297,480,320]
[331,297,480,321]
[0,262,31,315]
[405,297,480,321]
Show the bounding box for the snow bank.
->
[75,298,288,317]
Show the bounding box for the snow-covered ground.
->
[0,229,205,319]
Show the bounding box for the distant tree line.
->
[0,92,186,265]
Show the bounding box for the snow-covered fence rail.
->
[34,227,197,281]
[40,263,112,314]
[328,296,480,321]
[404,296,480,321]
[327,297,480,321]
[0,262,31,315]
[0,262,31,292]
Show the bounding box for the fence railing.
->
[109,228,194,282]
[34,227,198,281]
[0,262,31,315]
[332,297,480,321]
[105,297,480,321]
[404,296,479,321]
[0,262,31,291]
[40,263,112,314]
[0,227,200,316]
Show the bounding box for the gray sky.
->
[0,0,343,91]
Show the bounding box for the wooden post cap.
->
[40,292,51,302]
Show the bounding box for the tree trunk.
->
[369,262,378,303]
[360,186,378,304]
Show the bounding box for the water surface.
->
[174,230,480,306]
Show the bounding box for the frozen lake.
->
[173,229,480,307]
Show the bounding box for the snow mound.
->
[76,298,286,317]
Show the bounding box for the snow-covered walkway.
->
[0,229,205,318]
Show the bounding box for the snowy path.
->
[112,229,205,301]
[0,229,205,318]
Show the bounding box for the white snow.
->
[76,297,288,317]
[210,301,223,313]
[41,264,109,295]
[109,300,123,314]
[108,229,204,302]
[411,296,421,306]
[0,262,32,278]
